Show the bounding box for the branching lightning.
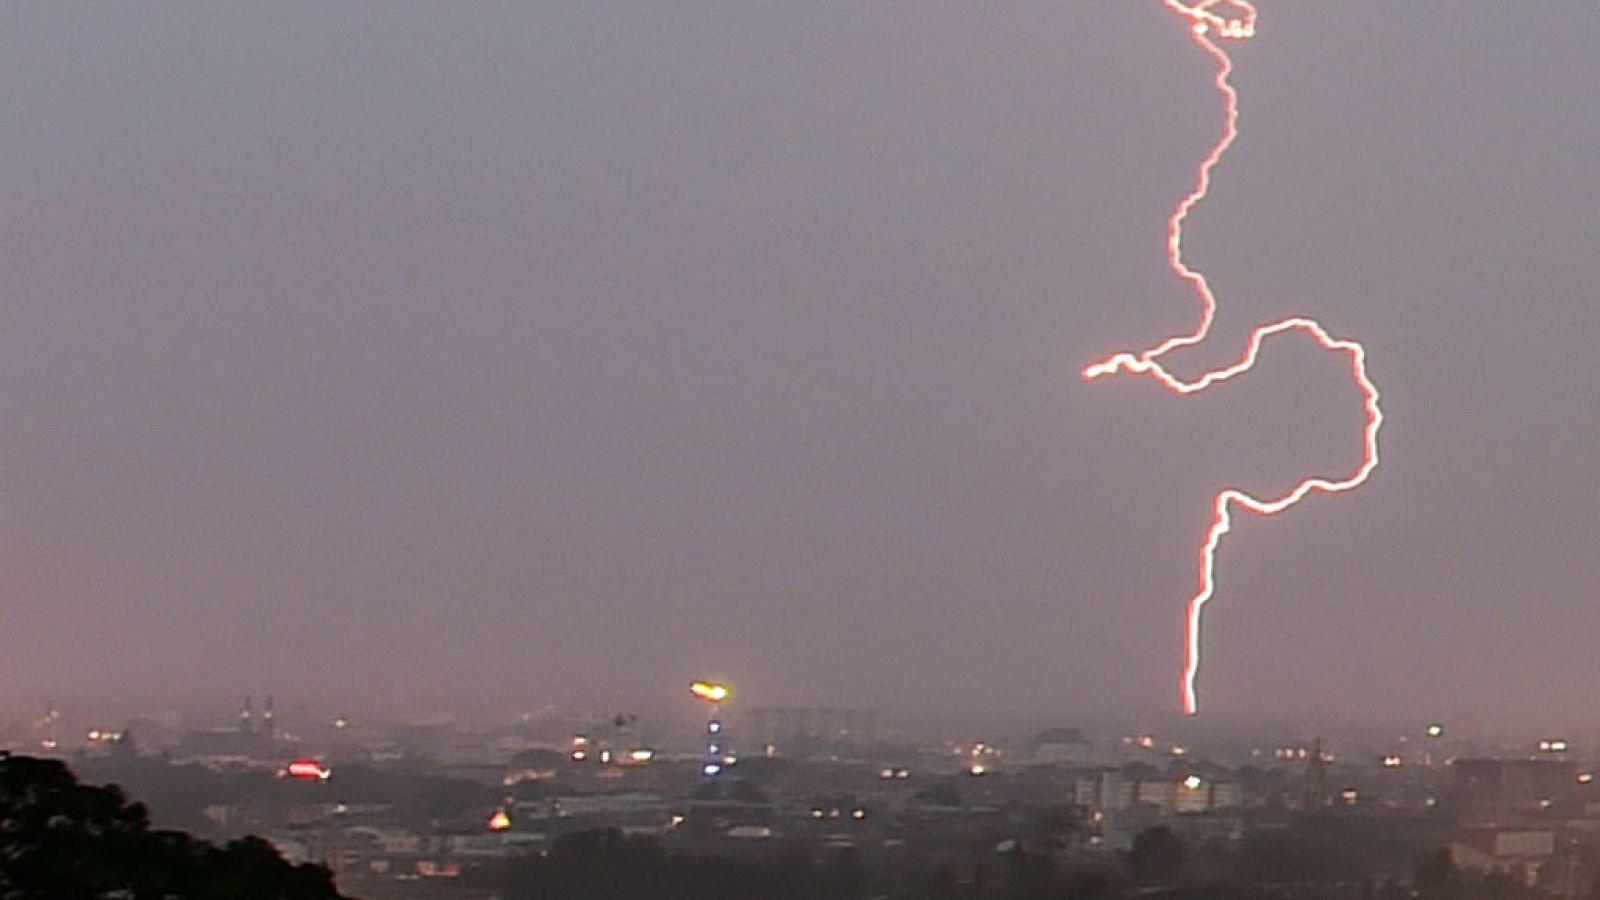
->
[1083,0,1383,715]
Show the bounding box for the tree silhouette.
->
[1128,825,1186,887]
[1414,847,1457,900]
[0,753,347,899]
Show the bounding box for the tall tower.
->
[240,696,255,735]
[1303,737,1328,810]
[689,681,731,778]
[263,695,276,742]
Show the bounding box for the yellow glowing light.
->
[690,681,730,703]
[488,810,511,831]
[1183,775,1203,790]
[1083,0,1380,716]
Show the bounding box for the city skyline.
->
[1,2,1598,729]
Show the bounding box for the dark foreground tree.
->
[0,753,348,899]
[1128,826,1186,887]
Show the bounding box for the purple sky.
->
[1,2,1597,730]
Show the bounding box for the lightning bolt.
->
[1083,0,1383,715]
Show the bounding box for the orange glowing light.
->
[690,681,730,703]
[488,809,512,831]
[1084,0,1382,715]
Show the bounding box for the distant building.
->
[1030,727,1090,765]
[743,708,878,753]
[175,695,281,764]
[1450,829,1555,887]
[1452,758,1576,819]
[1074,770,1240,815]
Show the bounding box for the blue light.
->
[702,762,723,777]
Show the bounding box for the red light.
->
[287,760,327,780]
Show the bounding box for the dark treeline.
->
[484,827,1116,900]
[470,824,1588,900]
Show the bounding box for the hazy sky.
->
[2,2,1597,731]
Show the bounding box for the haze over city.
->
[2,0,1598,733]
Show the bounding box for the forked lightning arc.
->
[1083,0,1383,715]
